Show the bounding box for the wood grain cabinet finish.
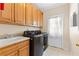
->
[2,3,12,21]
[1,3,15,23]
[0,51,18,56]
[0,40,29,56]
[0,3,43,27]
[37,9,43,27]
[32,5,38,26]
[37,10,41,27]
[7,51,18,56]
[25,4,33,26]
[14,3,26,25]
[19,46,29,56]
[0,10,2,16]
[19,40,29,56]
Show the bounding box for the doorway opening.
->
[48,15,63,48]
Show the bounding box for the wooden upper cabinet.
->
[37,10,43,27]
[25,4,33,26]
[0,3,43,26]
[37,10,41,27]
[11,4,15,23]
[2,3,11,20]
[15,3,26,25]
[1,3,15,23]
[32,5,38,26]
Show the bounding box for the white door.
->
[48,15,63,48]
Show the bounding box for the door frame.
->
[47,14,64,49]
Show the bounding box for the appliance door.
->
[33,34,43,56]
[44,34,48,51]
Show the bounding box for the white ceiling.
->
[34,3,67,12]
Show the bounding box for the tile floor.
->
[43,46,72,56]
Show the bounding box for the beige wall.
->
[44,4,70,51]
[42,13,47,32]
[69,3,79,55]
[0,24,40,35]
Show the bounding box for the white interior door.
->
[48,15,63,48]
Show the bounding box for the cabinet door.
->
[38,10,43,27]
[7,51,18,56]
[15,3,25,25]
[32,5,38,26]
[19,46,29,56]
[37,10,41,27]
[0,43,19,56]
[25,3,33,26]
[1,3,14,23]
[11,3,15,24]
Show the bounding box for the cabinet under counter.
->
[0,37,30,56]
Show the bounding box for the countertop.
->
[0,36,30,48]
